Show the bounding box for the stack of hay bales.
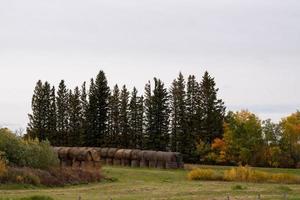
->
[55,147,101,170]
[54,147,184,170]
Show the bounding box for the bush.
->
[0,128,59,169]
[224,166,269,182]
[0,166,103,186]
[0,155,7,177]
[188,166,300,184]
[187,168,221,181]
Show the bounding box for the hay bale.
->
[100,148,109,164]
[156,151,166,169]
[165,152,179,169]
[94,161,102,169]
[107,148,118,158]
[143,150,157,168]
[100,148,109,158]
[131,150,142,168]
[138,151,148,168]
[122,149,133,166]
[69,148,93,162]
[114,149,125,166]
[58,147,71,161]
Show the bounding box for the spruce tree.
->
[68,87,83,146]
[119,85,130,148]
[145,78,170,151]
[48,86,57,145]
[56,80,69,146]
[86,71,110,147]
[129,87,144,148]
[79,82,88,146]
[27,80,47,140]
[170,72,187,153]
[108,84,121,147]
[27,81,54,142]
[144,81,153,149]
[198,71,226,144]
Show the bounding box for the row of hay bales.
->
[95,148,183,169]
[54,147,184,169]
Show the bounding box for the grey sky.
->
[0,0,299,130]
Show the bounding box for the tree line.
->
[27,70,225,162]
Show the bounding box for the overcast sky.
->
[0,0,299,131]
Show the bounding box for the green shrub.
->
[0,128,59,169]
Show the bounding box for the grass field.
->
[1,165,300,200]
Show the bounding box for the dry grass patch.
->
[188,166,300,184]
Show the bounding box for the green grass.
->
[1,165,300,200]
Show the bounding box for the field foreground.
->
[1,166,300,200]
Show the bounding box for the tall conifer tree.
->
[170,73,187,153]
[119,85,130,148]
[129,87,144,148]
[108,84,121,147]
[198,71,226,144]
[68,87,83,146]
[56,80,69,146]
[145,78,170,151]
[86,71,110,147]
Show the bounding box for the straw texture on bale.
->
[68,148,93,162]
[100,148,109,158]
[143,151,157,168]
[58,147,72,161]
[122,149,133,166]
[107,148,118,158]
[156,151,167,169]
[131,150,142,167]
[113,149,125,166]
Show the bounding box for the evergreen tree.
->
[86,71,110,147]
[80,82,88,146]
[48,86,57,145]
[145,78,170,151]
[198,71,226,144]
[170,72,187,153]
[27,80,47,140]
[129,87,144,148]
[108,84,121,147]
[144,81,153,149]
[119,85,130,148]
[68,87,83,146]
[186,75,200,160]
[56,80,69,146]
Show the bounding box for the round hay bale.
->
[143,150,157,168]
[58,147,71,160]
[72,160,81,169]
[114,149,125,166]
[99,148,109,164]
[138,151,148,168]
[85,148,101,162]
[156,151,166,169]
[69,148,93,162]
[165,152,178,169]
[122,149,133,166]
[131,150,142,168]
[52,147,62,155]
[107,148,118,158]
[100,148,109,158]
[131,150,142,160]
